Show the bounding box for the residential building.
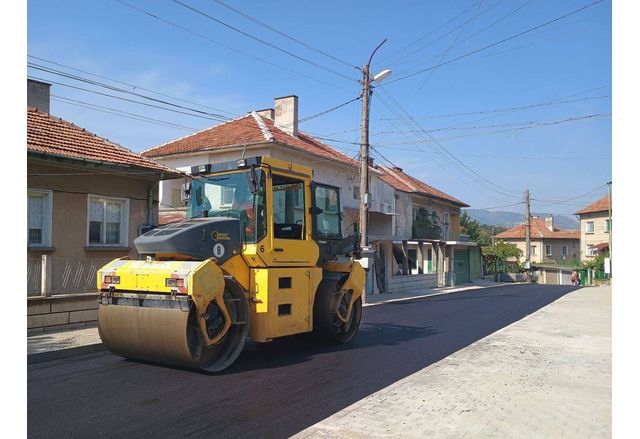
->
[494,216,580,264]
[575,194,611,261]
[27,79,180,331]
[142,95,477,294]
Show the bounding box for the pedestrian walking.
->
[571,271,580,286]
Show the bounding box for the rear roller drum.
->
[312,277,362,343]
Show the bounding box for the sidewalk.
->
[294,286,612,438]
[27,280,504,360]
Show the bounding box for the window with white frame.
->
[87,195,129,246]
[545,244,552,256]
[585,221,594,234]
[531,245,537,256]
[586,245,597,257]
[605,219,611,233]
[28,189,53,247]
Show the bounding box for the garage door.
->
[454,249,469,285]
[546,269,559,285]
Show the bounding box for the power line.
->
[113,0,354,93]
[209,0,356,69]
[372,112,612,136]
[383,0,604,86]
[378,93,610,121]
[376,88,522,199]
[378,1,483,65]
[28,61,362,140]
[389,0,505,68]
[399,0,533,76]
[51,95,199,131]
[169,0,356,82]
[28,55,239,117]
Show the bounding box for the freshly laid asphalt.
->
[27,283,578,439]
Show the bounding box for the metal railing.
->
[27,256,112,297]
[27,259,42,297]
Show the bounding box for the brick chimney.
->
[27,79,51,113]
[274,95,298,137]
[544,216,554,231]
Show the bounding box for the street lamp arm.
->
[367,38,388,69]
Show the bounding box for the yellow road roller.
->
[97,156,365,372]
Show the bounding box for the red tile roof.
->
[27,107,177,174]
[495,217,579,240]
[142,111,466,208]
[377,165,469,207]
[575,194,610,215]
[142,112,358,167]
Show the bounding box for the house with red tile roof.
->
[494,216,580,264]
[27,79,180,331]
[144,95,477,291]
[575,194,611,261]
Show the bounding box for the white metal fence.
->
[27,256,112,297]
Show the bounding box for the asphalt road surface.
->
[28,283,578,438]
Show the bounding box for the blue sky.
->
[27,0,612,219]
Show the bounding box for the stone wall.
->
[27,293,98,333]
[388,273,438,294]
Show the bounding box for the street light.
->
[359,40,392,251]
[359,40,391,304]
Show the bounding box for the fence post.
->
[41,254,52,296]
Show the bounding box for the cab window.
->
[314,185,341,239]
[272,175,305,240]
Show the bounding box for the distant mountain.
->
[464,209,579,230]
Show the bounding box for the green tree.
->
[460,212,481,242]
[482,240,523,273]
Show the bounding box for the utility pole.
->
[358,39,389,305]
[524,189,531,266]
[607,181,612,276]
[359,62,371,250]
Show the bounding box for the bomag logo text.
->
[211,231,231,240]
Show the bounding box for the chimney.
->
[367,157,374,167]
[545,216,554,231]
[27,79,51,113]
[255,108,274,120]
[392,166,403,172]
[274,95,298,136]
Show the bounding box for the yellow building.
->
[575,194,611,261]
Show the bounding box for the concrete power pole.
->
[525,189,531,266]
[607,181,612,276]
[359,62,371,250]
[358,39,388,305]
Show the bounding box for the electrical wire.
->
[28,55,239,117]
[209,0,356,69]
[376,88,521,199]
[113,0,354,93]
[169,0,356,82]
[382,0,605,86]
[51,95,199,131]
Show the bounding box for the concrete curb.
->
[363,282,512,307]
[27,343,106,364]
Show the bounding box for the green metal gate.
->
[454,249,469,284]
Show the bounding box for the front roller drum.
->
[98,283,249,372]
